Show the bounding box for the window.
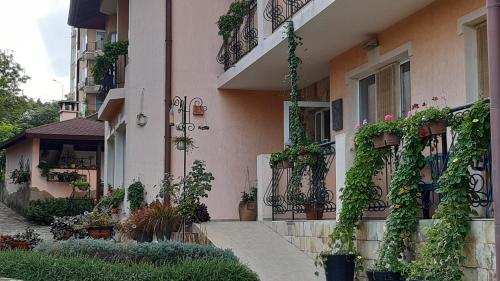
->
[359,61,411,122]
[315,109,331,143]
[477,22,489,98]
[96,31,106,50]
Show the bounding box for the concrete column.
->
[334,133,346,220]
[113,130,125,189]
[257,154,273,221]
[486,1,500,279]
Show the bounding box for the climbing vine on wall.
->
[408,100,490,281]
[375,107,451,274]
[286,21,306,147]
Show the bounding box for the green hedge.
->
[0,250,259,281]
[25,198,94,224]
[35,239,238,265]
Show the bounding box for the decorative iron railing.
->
[365,101,493,219]
[217,0,258,71]
[263,141,336,220]
[97,55,127,101]
[264,0,312,32]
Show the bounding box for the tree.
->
[18,100,59,129]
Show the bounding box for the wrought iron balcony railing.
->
[217,0,258,71]
[365,100,493,219]
[97,55,127,101]
[264,141,336,220]
[264,0,312,32]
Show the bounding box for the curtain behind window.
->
[376,64,397,121]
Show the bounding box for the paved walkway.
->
[204,221,325,281]
[0,203,51,240]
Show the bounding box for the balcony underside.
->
[217,0,434,91]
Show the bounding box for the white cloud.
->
[0,0,71,102]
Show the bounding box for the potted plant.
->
[173,136,195,151]
[303,198,324,220]
[409,102,450,137]
[294,143,321,165]
[0,234,11,249]
[50,215,86,240]
[9,227,41,250]
[239,187,257,221]
[71,179,91,192]
[270,149,293,169]
[362,115,402,148]
[81,209,116,239]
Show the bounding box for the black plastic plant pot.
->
[366,271,402,281]
[324,254,355,281]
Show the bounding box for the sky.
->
[0,0,71,102]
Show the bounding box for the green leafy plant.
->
[0,251,259,281]
[128,180,145,211]
[408,100,490,281]
[373,108,450,274]
[179,161,215,219]
[35,238,238,265]
[10,157,30,185]
[269,148,293,167]
[71,179,91,192]
[25,198,94,225]
[173,136,196,151]
[92,41,129,84]
[95,187,125,211]
[50,215,87,240]
[217,0,250,40]
[241,187,257,203]
[9,227,42,249]
[81,208,116,228]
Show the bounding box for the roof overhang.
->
[68,0,106,29]
[98,88,125,121]
[217,0,435,91]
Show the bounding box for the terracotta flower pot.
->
[87,226,113,240]
[239,201,257,221]
[373,132,400,148]
[276,160,293,169]
[304,203,323,220]
[62,230,73,240]
[10,240,30,250]
[420,120,447,136]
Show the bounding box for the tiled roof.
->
[0,118,104,150]
[26,118,104,137]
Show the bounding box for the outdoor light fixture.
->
[169,107,175,126]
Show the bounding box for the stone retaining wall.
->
[266,220,496,281]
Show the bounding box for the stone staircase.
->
[204,221,325,281]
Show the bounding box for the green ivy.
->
[92,41,129,85]
[327,120,401,255]
[127,180,145,212]
[375,107,451,273]
[408,100,490,281]
[217,0,250,41]
[286,22,306,147]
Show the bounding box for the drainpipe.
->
[164,0,172,192]
[487,1,500,279]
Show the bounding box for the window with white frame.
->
[359,61,411,123]
[476,21,489,98]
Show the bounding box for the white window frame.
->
[283,101,330,146]
[458,7,487,103]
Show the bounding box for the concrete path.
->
[0,202,51,240]
[204,221,325,281]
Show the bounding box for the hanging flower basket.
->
[276,160,293,169]
[372,132,401,148]
[419,120,447,136]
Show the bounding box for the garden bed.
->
[0,250,258,281]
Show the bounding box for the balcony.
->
[217,0,434,90]
[79,77,100,94]
[78,41,104,61]
[217,0,258,71]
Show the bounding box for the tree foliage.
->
[0,49,59,181]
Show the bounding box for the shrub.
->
[25,198,94,224]
[187,203,211,224]
[35,238,238,265]
[0,250,259,281]
[127,180,145,211]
